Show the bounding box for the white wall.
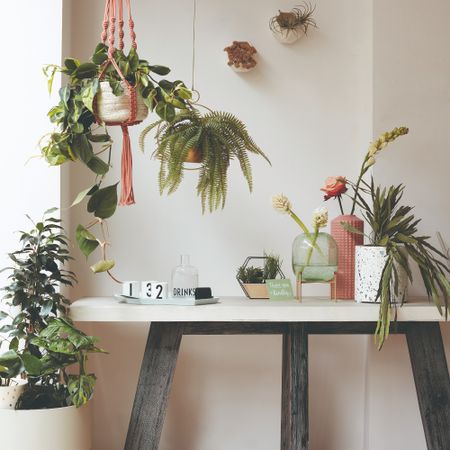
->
[0,1,62,285]
[62,1,449,449]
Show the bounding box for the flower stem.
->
[305,227,319,266]
[289,210,311,237]
[337,196,344,215]
[350,154,369,215]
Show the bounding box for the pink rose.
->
[321,176,348,200]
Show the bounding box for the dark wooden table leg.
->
[406,323,450,450]
[281,323,309,450]
[125,322,183,450]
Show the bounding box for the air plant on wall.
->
[269,2,317,44]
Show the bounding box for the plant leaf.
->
[90,260,115,273]
[87,183,118,219]
[75,224,99,258]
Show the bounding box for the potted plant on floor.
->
[269,2,317,44]
[139,108,271,212]
[0,210,105,450]
[237,254,284,299]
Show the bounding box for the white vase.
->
[355,245,408,303]
[272,28,305,44]
[0,379,27,409]
[0,403,92,450]
[95,81,148,124]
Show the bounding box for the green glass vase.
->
[292,232,338,282]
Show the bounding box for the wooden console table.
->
[70,297,450,450]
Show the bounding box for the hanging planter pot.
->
[95,81,148,124]
[269,3,317,45]
[355,246,408,304]
[185,147,202,164]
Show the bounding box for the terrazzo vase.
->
[355,246,408,303]
[331,215,364,299]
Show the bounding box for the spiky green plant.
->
[350,179,450,348]
[139,108,270,212]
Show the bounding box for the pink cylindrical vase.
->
[331,215,364,299]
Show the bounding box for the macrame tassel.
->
[119,125,135,206]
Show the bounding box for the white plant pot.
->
[272,28,305,44]
[0,403,92,450]
[0,379,27,409]
[355,246,408,303]
[95,81,148,124]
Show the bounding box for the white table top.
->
[69,297,448,323]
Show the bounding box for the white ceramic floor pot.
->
[0,379,27,409]
[95,81,148,124]
[0,403,92,450]
[355,245,408,303]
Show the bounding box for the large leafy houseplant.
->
[0,211,104,408]
[139,108,271,212]
[42,43,192,275]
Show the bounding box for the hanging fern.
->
[140,109,271,212]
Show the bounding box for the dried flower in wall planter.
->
[224,41,257,72]
[269,2,317,44]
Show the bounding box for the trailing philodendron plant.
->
[42,43,192,276]
[351,179,450,348]
[0,211,105,408]
[140,108,271,212]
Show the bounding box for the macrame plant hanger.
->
[98,0,139,206]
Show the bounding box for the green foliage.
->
[237,266,264,284]
[355,179,450,348]
[140,109,271,212]
[0,213,105,408]
[237,254,282,284]
[42,44,192,273]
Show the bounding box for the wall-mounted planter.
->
[272,28,305,45]
[269,4,317,45]
[224,41,258,72]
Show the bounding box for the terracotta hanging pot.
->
[185,148,202,163]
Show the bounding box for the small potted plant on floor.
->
[139,108,271,212]
[0,210,105,450]
[269,2,317,44]
[237,254,284,299]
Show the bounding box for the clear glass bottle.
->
[171,255,199,298]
